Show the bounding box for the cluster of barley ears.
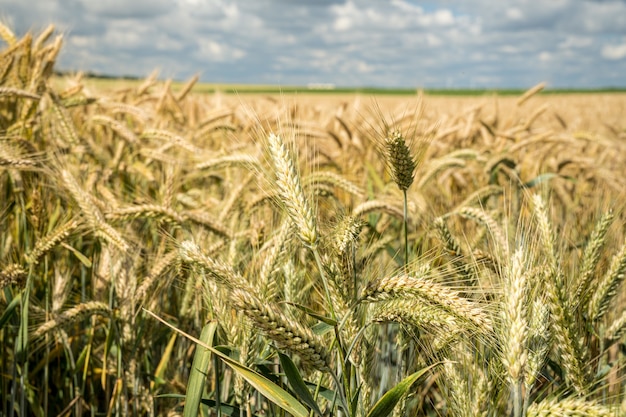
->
[2,24,626,417]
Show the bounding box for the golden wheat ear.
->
[267,132,318,248]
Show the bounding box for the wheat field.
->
[2,25,626,417]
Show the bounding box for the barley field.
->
[3,25,626,417]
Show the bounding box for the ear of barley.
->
[443,361,473,417]
[526,396,611,417]
[26,219,79,265]
[361,273,492,332]
[179,240,248,291]
[332,215,364,256]
[525,298,551,393]
[135,250,179,304]
[0,87,41,100]
[352,199,405,220]
[258,221,293,298]
[455,206,507,253]
[502,248,528,385]
[106,204,187,225]
[516,82,546,106]
[33,24,55,51]
[605,310,626,342]
[303,171,365,197]
[574,210,614,306]
[195,154,260,171]
[141,128,202,154]
[587,238,626,322]
[532,196,586,394]
[501,248,529,417]
[60,169,129,252]
[50,98,81,146]
[371,299,458,332]
[91,115,139,144]
[417,157,466,189]
[230,288,330,371]
[0,264,27,289]
[267,133,318,248]
[385,130,416,191]
[0,22,17,46]
[32,301,111,339]
[540,267,587,394]
[175,73,199,102]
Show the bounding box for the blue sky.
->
[3,0,626,88]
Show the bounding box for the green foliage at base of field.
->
[3,24,626,417]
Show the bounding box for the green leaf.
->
[366,364,438,417]
[184,321,217,417]
[351,384,362,417]
[522,173,558,189]
[158,395,241,417]
[278,351,323,416]
[60,242,92,267]
[311,321,334,336]
[0,292,20,330]
[145,309,310,417]
[304,381,340,408]
[212,347,309,417]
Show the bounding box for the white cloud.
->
[539,51,552,62]
[559,36,593,49]
[199,40,245,61]
[602,42,626,60]
[506,8,524,21]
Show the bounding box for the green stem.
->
[403,190,409,273]
[312,248,337,321]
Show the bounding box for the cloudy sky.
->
[3,0,626,88]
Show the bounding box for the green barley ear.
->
[385,130,416,191]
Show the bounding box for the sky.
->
[3,0,626,88]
